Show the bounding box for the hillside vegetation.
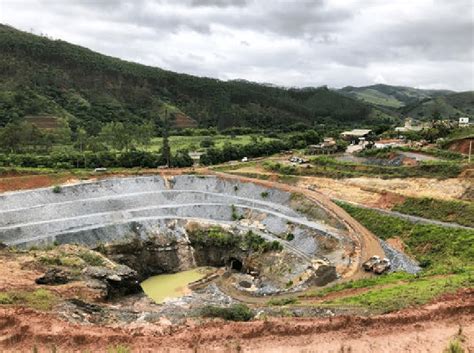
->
[401,91,474,120]
[0,24,388,134]
[339,84,453,108]
[339,84,474,122]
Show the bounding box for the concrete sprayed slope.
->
[0,175,346,254]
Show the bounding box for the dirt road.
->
[0,289,471,352]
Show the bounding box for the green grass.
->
[303,272,416,298]
[147,135,277,153]
[354,89,404,108]
[107,345,131,353]
[324,272,472,313]
[444,339,466,353]
[337,202,474,273]
[78,251,106,266]
[267,297,298,306]
[393,197,474,227]
[0,289,58,310]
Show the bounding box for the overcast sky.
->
[1,0,473,91]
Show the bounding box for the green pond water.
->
[140,267,210,304]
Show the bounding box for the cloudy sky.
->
[1,0,473,91]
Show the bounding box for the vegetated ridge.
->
[339,84,453,108]
[339,84,474,120]
[0,24,392,134]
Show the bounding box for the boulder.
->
[83,265,141,298]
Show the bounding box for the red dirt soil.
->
[0,289,472,353]
[448,137,474,155]
[0,174,74,193]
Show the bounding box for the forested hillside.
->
[338,84,453,109]
[400,91,474,120]
[0,24,389,134]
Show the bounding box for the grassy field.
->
[393,197,474,227]
[147,134,278,153]
[0,288,58,310]
[323,272,472,313]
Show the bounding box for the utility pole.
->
[469,140,472,164]
[162,109,171,168]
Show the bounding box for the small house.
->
[307,137,337,154]
[340,129,372,144]
[395,118,427,132]
[459,117,470,127]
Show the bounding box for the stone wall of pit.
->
[0,175,348,260]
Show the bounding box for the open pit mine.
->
[0,175,418,311]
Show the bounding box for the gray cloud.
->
[0,0,472,90]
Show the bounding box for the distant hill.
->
[338,84,453,109]
[0,24,393,134]
[400,91,474,120]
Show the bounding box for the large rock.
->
[83,265,141,298]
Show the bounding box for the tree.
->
[200,137,214,148]
[99,122,133,151]
[160,110,171,167]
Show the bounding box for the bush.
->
[52,185,62,193]
[200,304,254,321]
[78,251,105,266]
[267,297,298,306]
[444,340,465,353]
[200,137,215,148]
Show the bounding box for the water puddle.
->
[141,267,212,304]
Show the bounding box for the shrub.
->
[78,251,105,266]
[286,233,295,241]
[0,293,13,304]
[267,297,298,306]
[52,185,62,193]
[108,345,131,353]
[444,340,465,353]
[200,304,254,321]
[200,137,215,148]
[260,191,269,198]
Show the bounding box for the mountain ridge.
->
[0,24,399,133]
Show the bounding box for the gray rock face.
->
[0,176,345,261]
[380,240,421,274]
[35,268,72,285]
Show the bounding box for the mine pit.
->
[0,174,415,309]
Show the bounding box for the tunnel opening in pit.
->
[229,258,243,272]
